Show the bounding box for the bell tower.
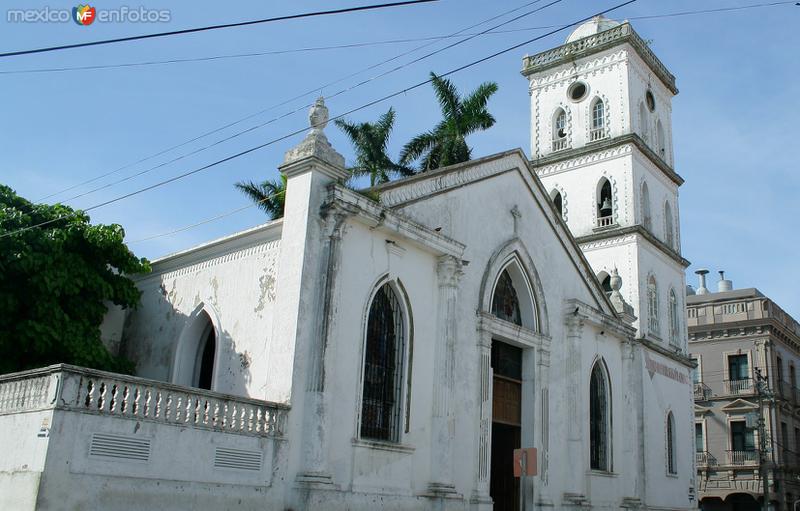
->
[523,17,689,349]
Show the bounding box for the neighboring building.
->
[689,272,800,510]
[0,18,695,510]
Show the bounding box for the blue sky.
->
[2,0,798,315]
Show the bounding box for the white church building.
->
[0,18,696,510]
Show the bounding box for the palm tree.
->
[334,108,412,187]
[400,72,498,171]
[235,174,286,220]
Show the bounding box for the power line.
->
[36,0,556,204]
[35,0,551,203]
[1,0,637,240]
[0,0,439,59]
[3,1,794,75]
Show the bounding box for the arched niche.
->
[479,239,548,335]
[171,303,222,391]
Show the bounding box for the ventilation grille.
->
[89,433,151,462]
[213,447,262,471]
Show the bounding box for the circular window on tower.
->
[645,89,656,112]
[567,81,588,102]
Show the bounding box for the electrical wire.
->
[55,0,562,206]
[0,0,637,240]
[34,0,553,203]
[0,0,439,58]
[3,1,794,75]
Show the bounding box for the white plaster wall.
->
[631,151,681,250]
[32,410,286,511]
[638,240,688,351]
[640,350,695,509]
[0,410,52,510]
[322,217,440,496]
[122,223,282,400]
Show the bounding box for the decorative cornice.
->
[325,185,465,259]
[576,225,690,268]
[636,336,694,368]
[531,133,684,186]
[565,298,636,341]
[521,22,678,95]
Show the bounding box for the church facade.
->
[0,18,696,511]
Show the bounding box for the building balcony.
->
[694,382,711,401]
[596,215,614,228]
[696,451,717,467]
[551,138,569,152]
[0,365,290,508]
[726,450,759,466]
[589,127,607,142]
[723,378,754,396]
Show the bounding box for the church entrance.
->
[490,341,522,511]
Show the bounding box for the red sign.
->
[513,447,537,477]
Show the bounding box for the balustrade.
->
[0,365,288,437]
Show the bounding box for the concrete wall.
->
[0,410,53,510]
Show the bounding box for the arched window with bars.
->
[669,288,679,346]
[664,201,675,249]
[647,275,660,335]
[590,360,612,471]
[641,181,652,231]
[360,282,408,442]
[667,412,677,474]
[552,108,568,152]
[590,98,606,141]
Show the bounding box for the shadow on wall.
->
[119,285,253,398]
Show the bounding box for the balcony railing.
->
[0,364,289,437]
[777,380,795,403]
[552,138,569,152]
[727,450,759,466]
[589,127,607,142]
[696,451,717,467]
[724,378,754,396]
[694,382,711,401]
[596,215,614,228]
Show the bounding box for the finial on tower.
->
[309,96,329,135]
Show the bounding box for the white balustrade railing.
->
[589,128,607,142]
[695,451,716,467]
[552,138,569,152]
[596,215,614,228]
[0,365,288,437]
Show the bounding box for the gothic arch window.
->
[490,259,538,330]
[360,282,408,442]
[173,309,218,391]
[597,178,613,227]
[669,288,680,346]
[667,412,677,474]
[641,181,652,230]
[647,275,660,336]
[664,201,675,249]
[550,189,563,219]
[552,108,568,151]
[656,119,666,158]
[492,270,522,326]
[639,101,649,143]
[590,98,606,141]
[590,360,612,471]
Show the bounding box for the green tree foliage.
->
[0,185,150,374]
[401,72,498,171]
[235,174,287,220]
[334,107,412,187]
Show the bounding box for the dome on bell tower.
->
[565,16,621,43]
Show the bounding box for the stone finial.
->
[608,268,636,324]
[282,96,345,170]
